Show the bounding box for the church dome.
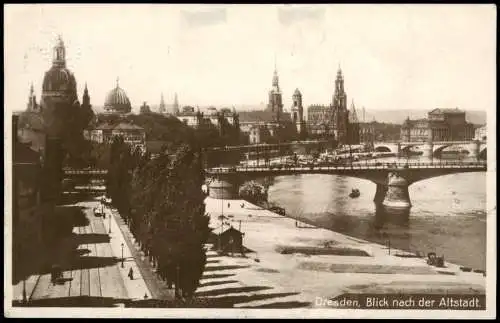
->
[42,66,77,94]
[104,79,131,114]
[41,36,78,101]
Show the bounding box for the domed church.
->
[41,36,79,109]
[104,78,132,114]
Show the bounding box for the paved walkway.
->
[105,206,175,301]
[12,200,152,304]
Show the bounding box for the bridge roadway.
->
[205,160,487,210]
[206,160,486,175]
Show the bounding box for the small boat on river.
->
[349,189,360,198]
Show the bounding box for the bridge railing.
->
[206,160,486,174]
[63,168,108,175]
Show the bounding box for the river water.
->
[267,156,487,271]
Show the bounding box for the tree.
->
[238,181,268,206]
[126,140,210,299]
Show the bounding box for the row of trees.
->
[106,134,210,299]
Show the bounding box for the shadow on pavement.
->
[195,286,272,297]
[198,292,300,308]
[243,300,311,308]
[203,265,250,272]
[201,273,236,280]
[199,280,239,288]
[73,233,111,245]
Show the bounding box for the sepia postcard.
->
[4,4,496,319]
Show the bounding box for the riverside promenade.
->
[200,197,486,308]
[12,198,152,306]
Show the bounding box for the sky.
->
[4,4,497,114]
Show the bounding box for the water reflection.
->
[268,170,486,270]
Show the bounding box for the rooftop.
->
[238,110,291,123]
[429,108,465,115]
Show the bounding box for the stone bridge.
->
[205,160,487,210]
[373,140,487,158]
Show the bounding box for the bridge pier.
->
[373,184,388,204]
[207,175,240,200]
[421,142,433,160]
[381,172,412,209]
[468,140,480,160]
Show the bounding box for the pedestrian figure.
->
[228,203,231,208]
[241,203,245,208]
[128,267,134,280]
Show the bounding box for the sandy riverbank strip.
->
[200,197,485,308]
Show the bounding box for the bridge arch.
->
[373,143,399,153]
[374,146,392,153]
[432,144,454,156]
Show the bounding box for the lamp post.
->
[22,276,27,304]
[121,243,124,268]
[109,210,112,234]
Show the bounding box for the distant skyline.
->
[4,4,496,114]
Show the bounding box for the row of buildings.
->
[400,108,479,142]
[20,37,486,157]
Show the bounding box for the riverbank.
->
[201,197,485,308]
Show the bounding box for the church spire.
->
[82,82,91,108]
[173,92,179,115]
[159,92,166,114]
[349,99,358,123]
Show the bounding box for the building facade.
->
[177,106,205,128]
[85,122,146,152]
[474,125,487,141]
[400,108,475,142]
[306,105,334,137]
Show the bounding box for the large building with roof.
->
[238,66,303,144]
[84,122,146,152]
[400,108,475,142]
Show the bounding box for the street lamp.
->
[121,243,124,268]
[109,211,112,234]
[22,273,27,304]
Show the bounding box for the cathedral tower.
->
[332,66,348,145]
[267,65,283,122]
[291,88,305,134]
